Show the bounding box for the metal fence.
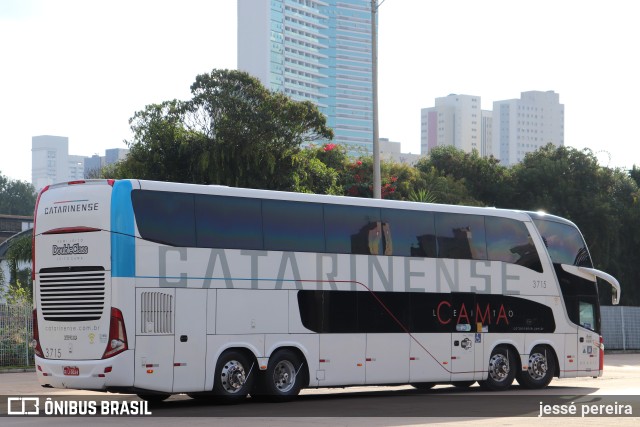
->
[601,306,640,351]
[0,304,637,369]
[0,304,33,368]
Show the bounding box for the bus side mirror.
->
[568,266,621,305]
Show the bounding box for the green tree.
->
[510,144,640,304]
[629,165,640,188]
[0,172,37,215]
[419,146,514,207]
[342,157,403,199]
[289,144,347,195]
[109,69,334,192]
[414,158,481,206]
[1,233,33,304]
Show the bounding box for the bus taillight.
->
[599,336,605,373]
[32,309,44,358]
[43,226,101,235]
[102,307,128,359]
[32,185,50,281]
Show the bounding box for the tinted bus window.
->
[195,195,263,250]
[381,209,436,257]
[358,291,408,333]
[324,204,382,255]
[263,200,325,252]
[132,190,196,247]
[486,217,542,272]
[435,213,487,260]
[533,219,592,267]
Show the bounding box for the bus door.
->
[409,293,451,383]
[576,297,600,376]
[173,288,207,392]
[450,293,481,381]
[317,291,366,386]
[363,292,410,384]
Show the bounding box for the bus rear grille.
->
[38,267,106,322]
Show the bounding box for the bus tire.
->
[479,346,516,391]
[260,349,305,401]
[516,345,556,389]
[212,350,256,402]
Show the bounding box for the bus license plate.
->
[63,366,79,376]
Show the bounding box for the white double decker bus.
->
[32,179,621,401]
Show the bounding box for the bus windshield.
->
[532,218,593,267]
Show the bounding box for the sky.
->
[1,0,638,183]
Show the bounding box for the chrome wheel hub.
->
[488,353,510,382]
[273,360,296,393]
[220,360,246,394]
[528,353,548,380]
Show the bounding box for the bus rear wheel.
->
[517,345,556,389]
[212,350,256,402]
[258,349,305,401]
[480,346,516,391]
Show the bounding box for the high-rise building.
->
[492,90,564,166]
[105,148,129,165]
[421,94,491,156]
[32,135,70,191]
[32,135,130,187]
[84,155,104,178]
[238,0,374,155]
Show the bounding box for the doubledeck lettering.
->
[53,244,89,255]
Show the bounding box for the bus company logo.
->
[52,243,89,256]
[44,200,99,215]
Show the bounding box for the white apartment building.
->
[379,138,421,165]
[421,94,492,157]
[492,90,564,166]
[32,135,129,189]
[32,136,85,190]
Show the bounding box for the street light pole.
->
[371,0,381,199]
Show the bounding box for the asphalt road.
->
[1,353,639,426]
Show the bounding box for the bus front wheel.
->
[212,350,256,402]
[480,346,516,391]
[516,345,556,389]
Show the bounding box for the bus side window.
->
[381,208,436,257]
[579,300,596,330]
[325,205,381,255]
[132,190,196,247]
[263,200,325,253]
[485,217,543,273]
[435,213,487,260]
[195,195,263,250]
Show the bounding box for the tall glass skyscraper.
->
[238,0,374,155]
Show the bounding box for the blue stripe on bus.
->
[111,180,135,277]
